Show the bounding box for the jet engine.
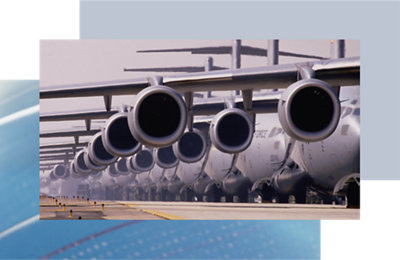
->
[49,171,58,181]
[73,150,93,176]
[102,112,141,157]
[91,170,103,179]
[88,132,117,166]
[209,108,254,154]
[52,164,66,179]
[173,128,207,163]
[126,157,141,175]
[83,149,107,171]
[115,157,130,175]
[154,145,179,169]
[106,163,120,177]
[128,85,187,147]
[278,79,340,142]
[70,161,88,179]
[127,147,155,173]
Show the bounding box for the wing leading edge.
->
[40,57,359,99]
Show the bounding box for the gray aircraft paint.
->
[290,86,360,191]
[149,164,164,184]
[203,147,234,183]
[236,113,286,183]
[176,159,204,185]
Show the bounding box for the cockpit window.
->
[353,108,360,116]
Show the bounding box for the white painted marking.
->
[0,104,39,126]
[0,214,40,240]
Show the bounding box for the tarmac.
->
[40,197,359,220]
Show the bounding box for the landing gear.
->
[346,181,360,208]
[251,184,276,203]
[147,187,156,201]
[158,188,168,201]
[293,188,307,204]
[225,194,234,203]
[238,191,249,203]
[277,194,289,203]
[205,184,223,202]
[180,187,195,202]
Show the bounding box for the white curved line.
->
[0,214,39,240]
[0,104,39,126]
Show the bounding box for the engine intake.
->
[84,149,107,171]
[154,145,179,169]
[127,147,155,172]
[278,79,340,142]
[107,163,120,177]
[209,108,254,154]
[70,161,87,178]
[128,85,187,147]
[74,150,93,175]
[173,128,207,163]
[102,112,141,157]
[115,157,130,175]
[88,132,117,166]
[52,164,66,179]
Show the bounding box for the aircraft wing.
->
[137,45,327,59]
[40,94,280,123]
[40,57,359,99]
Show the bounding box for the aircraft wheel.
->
[277,194,289,203]
[293,189,307,204]
[238,191,248,203]
[225,194,234,202]
[346,182,360,208]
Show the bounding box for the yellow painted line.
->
[125,204,141,208]
[141,209,185,220]
[118,202,140,208]
[56,209,103,212]
[119,202,185,220]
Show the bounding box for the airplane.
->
[39,40,360,207]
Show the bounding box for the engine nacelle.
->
[154,145,179,169]
[173,128,207,163]
[49,170,57,181]
[106,163,120,177]
[115,157,130,175]
[102,112,141,157]
[52,164,66,179]
[91,171,103,178]
[88,132,117,166]
[128,85,187,147]
[126,156,141,174]
[278,79,340,142]
[127,147,155,173]
[83,149,107,171]
[209,108,254,154]
[70,161,88,179]
[73,150,93,175]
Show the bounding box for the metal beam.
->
[268,40,279,65]
[40,149,81,155]
[40,129,99,138]
[40,110,118,121]
[40,154,74,160]
[331,39,345,58]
